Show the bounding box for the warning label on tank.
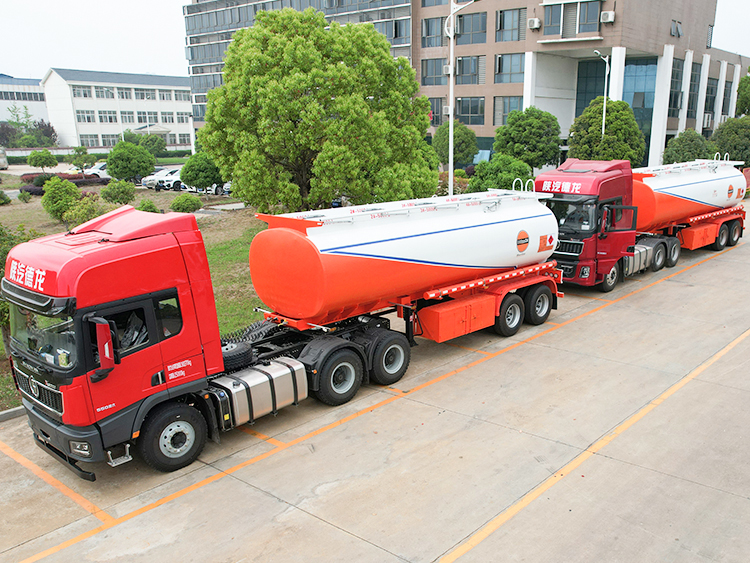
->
[516,231,529,253]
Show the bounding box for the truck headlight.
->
[69,440,92,457]
[579,266,590,279]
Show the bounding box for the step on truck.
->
[4,190,561,480]
[535,157,747,291]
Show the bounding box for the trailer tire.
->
[665,237,681,267]
[221,341,254,371]
[316,349,363,406]
[728,220,741,246]
[650,242,667,272]
[523,285,552,325]
[370,332,411,386]
[138,402,207,473]
[494,294,525,337]
[599,262,619,293]
[711,223,729,251]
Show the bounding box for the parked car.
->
[0,147,8,170]
[62,166,83,175]
[142,168,174,189]
[135,166,164,186]
[156,168,184,191]
[83,162,111,179]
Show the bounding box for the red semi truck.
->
[4,191,561,480]
[535,158,747,291]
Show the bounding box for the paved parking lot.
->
[1,241,749,563]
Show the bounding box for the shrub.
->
[467,153,533,193]
[62,194,112,228]
[465,164,475,177]
[41,177,81,222]
[107,141,155,181]
[33,173,55,187]
[27,149,58,172]
[20,173,37,183]
[136,199,160,213]
[454,169,468,179]
[180,152,223,192]
[20,185,44,196]
[0,192,10,206]
[17,191,32,203]
[170,193,202,214]
[435,172,470,196]
[70,177,110,187]
[101,179,136,205]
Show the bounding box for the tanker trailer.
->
[248,189,562,405]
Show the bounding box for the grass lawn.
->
[156,157,190,165]
[0,186,265,410]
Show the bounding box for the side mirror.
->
[85,315,120,383]
[599,207,609,239]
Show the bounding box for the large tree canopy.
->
[568,97,646,167]
[662,129,716,164]
[736,75,750,117]
[711,115,750,164]
[200,8,437,212]
[493,106,561,169]
[432,120,478,166]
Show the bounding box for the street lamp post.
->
[594,50,610,137]
[444,0,479,196]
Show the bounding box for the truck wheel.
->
[599,262,620,293]
[650,242,667,272]
[523,285,552,325]
[494,294,525,337]
[728,220,741,246]
[665,237,681,267]
[222,341,253,371]
[711,223,729,251]
[316,349,363,406]
[370,331,411,386]
[138,403,207,472]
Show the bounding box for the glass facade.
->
[575,60,606,117]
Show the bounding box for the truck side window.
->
[90,307,150,360]
[156,296,182,340]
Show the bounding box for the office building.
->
[0,74,48,124]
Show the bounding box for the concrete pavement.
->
[1,241,749,562]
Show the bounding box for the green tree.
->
[663,129,717,164]
[711,115,750,164]
[140,134,167,159]
[493,107,561,169]
[41,177,81,223]
[27,149,58,172]
[0,123,19,147]
[7,104,33,133]
[200,8,437,212]
[62,194,113,227]
[432,120,478,166]
[180,151,223,192]
[100,179,136,205]
[70,146,97,172]
[123,129,141,145]
[568,97,646,166]
[467,153,533,192]
[107,141,155,181]
[736,75,750,117]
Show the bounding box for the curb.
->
[0,406,24,422]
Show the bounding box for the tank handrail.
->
[512,178,523,191]
[714,152,722,161]
[525,179,535,192]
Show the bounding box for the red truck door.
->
[596,205,637,276]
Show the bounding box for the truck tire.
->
[711,223,729,251]
[138,402,207,472]
[222,341,253,371]
[316,349,363,406]
[665,237,681,267]
[728,220,741,246]
[523,284,552,325]
[650,242,667,272]
[494,294,524,337]
[599,262,619,293]
[370,331,411,386]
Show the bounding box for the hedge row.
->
[8,149,192,166]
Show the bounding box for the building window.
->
[175,90,191,101]
[456,13,486,45]
[168,134,177,144]
[544,4,561,35]
[135,88,156,100]
[373,19,410,46]
[99,110,118,123]
[495,53,524,83]
[428,97,443,127]
[687,62,701,119]
[162,112,175,123]
[72,85,91,98]
[704,77,718,115]
[579,2,600,33]
[76,110,95,123]
[455,96,484,125]
[137,111,147,124]
[80,134,99,147]
[121,111,135,123]
[722,80,732,115]
[95,86,115,99]
[179,134,191,144]
[456,56,485,85]
[118,88,132,99]
[177,112,191,123]
[668,58,684,118]
[494,96,522,126]
[422,0,447,6]
[496,8,526,42]
[159,90,172,101]
[422,17,446,48]
[102,134,120,147]
[421,58,448,86]
[147,112,158,124]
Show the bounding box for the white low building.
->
[0,74,48,124]
[42,68,194,150]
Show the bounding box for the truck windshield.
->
[9,304,77,368]
[546,199,598,234]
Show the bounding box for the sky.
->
[1,0,748,81]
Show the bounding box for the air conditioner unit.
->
[703,113,713,129]
[443,64,452,75]
[442,106,451,116]
[600,11,615,23]
[719,114,730,124]
[528,18,542,30]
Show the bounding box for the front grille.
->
[555,240,585,256]
[14,366,63,415]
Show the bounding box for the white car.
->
[157,169,184,191]
[83,162,111,179]
[142,168,175,189]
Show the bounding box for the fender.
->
[297,336,367,391]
